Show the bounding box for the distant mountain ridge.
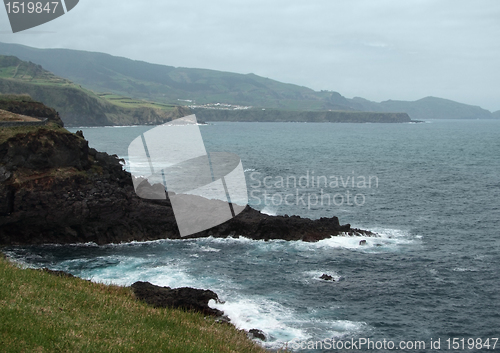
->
[0,55,189,126]
[0,42,336,111]
[351,96,493,120]
[0,55,414,125]
[0,42,497,120]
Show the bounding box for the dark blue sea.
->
[5,120,500,352]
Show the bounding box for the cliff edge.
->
[0,108,372,245]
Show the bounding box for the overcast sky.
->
[1,0,499,111]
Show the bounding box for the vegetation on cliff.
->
[1,41,498,120]
[0,56,190,126]
[0,94,64,126]
[0,256,268,353]
[0,54,424,124]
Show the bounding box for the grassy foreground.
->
[0,256,270,353]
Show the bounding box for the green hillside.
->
[0,42,496,120]
[379,97,492,120]
[0,55,189,126]
[0,42,355,111]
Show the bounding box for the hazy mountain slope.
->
[351,96,493,120]
[0,55,188,126]
[0,42,346,111]
[0,42,495,119]
[378,97,492,120]
[0,55,415,124]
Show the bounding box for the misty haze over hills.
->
[0,42,497,120]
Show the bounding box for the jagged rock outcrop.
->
[319,274,335,281]
[131,281,223,316]
[0,113,373,245]
[248,329,266,341]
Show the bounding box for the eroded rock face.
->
[0,136,178,244]
[0,129,89,171]
[131,281,223,317]
[0,121,373,245]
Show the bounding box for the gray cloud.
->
[1,0,499,111]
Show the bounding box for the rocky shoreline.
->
[0,120,373,246]
[0,102,376,348]
[0,97,375,247]
[31,266,269,343]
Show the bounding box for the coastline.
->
[0,102,374,350]
[0,254,271,352]
[0,111,374,246]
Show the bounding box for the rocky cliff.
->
[193,108,414,123]
[0,110,371,246]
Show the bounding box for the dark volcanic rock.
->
[320,274,335,281]
[0,113,374,245]
[131,281,223,316]
[248,329,266,341]
[0,129,90,171]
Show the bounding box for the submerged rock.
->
[131,281,223,317]
[248,329,266,341]
[320,273,335,281]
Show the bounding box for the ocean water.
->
[5,120,500,352]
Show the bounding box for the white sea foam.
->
[210,295,366,350]
[210,296,307,349]
[76,255,195,288]
[301,270,342,283]
[429,268,439,276]
[452,267,478,272]
[190,244,221,252]
[275,228,417,254]
[185,227,417,255]
[203,235,257,245]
